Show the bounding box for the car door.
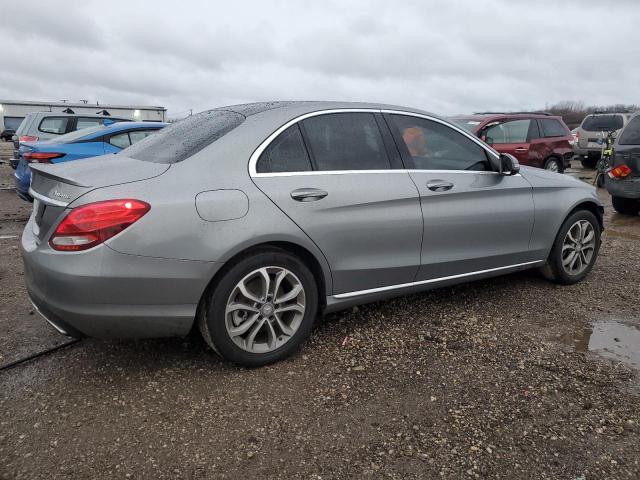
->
[251,111,423,295]
[482,119,533,166]
[385,113,536,281]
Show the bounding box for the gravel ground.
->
[0,141,639,479]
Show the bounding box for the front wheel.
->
[540,210,601,284]
[199,249,318,367]
[612,196,640,216]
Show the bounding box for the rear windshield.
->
[581,114,624,132]
[121,110,245,163]
[50,125,107,143]
[618,116,640,145]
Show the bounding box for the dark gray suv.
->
[606,111,640,215]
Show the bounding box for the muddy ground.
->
[0,140,639,479]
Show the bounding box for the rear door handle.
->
[514,147,528,153]
[426,180,454,192]
[290,188,328,202]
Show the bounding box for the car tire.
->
[540,210,601,285]
[581,158,597,169]
[199,248,318,367]
[612,196,640,216]
[544,157,563,173]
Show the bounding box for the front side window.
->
[256,125,312,173]
[484,119,530,144]
[391,115,490,171]
[302,113,390,171]
[39,117,70,135]
[540,118,567,138]
[618,116,640,145]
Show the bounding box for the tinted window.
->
[391,115,490,171]
[618,116,640,145]
[302,113,390,171]
[4,116,24,130]
[485,119,530,144]
[123,110,245,163]
[256,125,312,173]
[582,114,624,132]
[110,132,131,149]
[540,118,567,137]
[39,117,70,135]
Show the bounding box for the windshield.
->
[450,118,482,132]
[581,114,624,132]
[122,109,245,163]
[49,125,107,143]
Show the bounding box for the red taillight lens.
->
[19,135,39,143]
[50,199,150,252]
[23,151,65,163]
[608,164,632,179]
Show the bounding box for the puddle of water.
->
[565,320,640,370]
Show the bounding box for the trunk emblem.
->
[52,190,71,200]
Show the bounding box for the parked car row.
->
[451,112,573,173]
[21,101,604,367]
[14,121,167,201]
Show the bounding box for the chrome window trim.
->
[248,108,500,177]
[28,188,69,207]
[332,260,544,299]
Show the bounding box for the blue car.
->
[15,121,167,201]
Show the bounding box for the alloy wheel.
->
[225,266,306,353]
[545,159,559,172]
[561,220,596,275]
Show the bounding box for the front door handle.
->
[514,147,529,153]
[290,188,328,202]
[426,180,454,192]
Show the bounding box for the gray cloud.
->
[0,0,637,117]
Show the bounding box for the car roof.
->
[451,113,561,121]
[207,100,444,121]
[79,121,167,139]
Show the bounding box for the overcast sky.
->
[1,0,637,118]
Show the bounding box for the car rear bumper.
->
[606,177,640,199]
[21,217,221,339]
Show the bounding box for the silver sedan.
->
[22,102,603,366]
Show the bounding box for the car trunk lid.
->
[613,145,640,176]
[28,155,169,243]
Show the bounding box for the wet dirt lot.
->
[1,141,639,479]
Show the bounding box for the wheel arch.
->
[567,199,604,231]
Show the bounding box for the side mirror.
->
[499,153,520,176]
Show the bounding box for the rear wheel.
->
[581,158,597,169]
[199,249,318,367]
[612,196,640,216]
[544,157,563,173]
[540,210,600,284]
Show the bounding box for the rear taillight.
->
[50,199,150,252]
[23,151,65,164]
[608,164,632,179]
[19,135,39,143]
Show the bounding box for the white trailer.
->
[0,100,166,132]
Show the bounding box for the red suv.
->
[451,112,573,173]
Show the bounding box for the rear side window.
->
[129,130,158,144]
[302,113,390,171]
[256,125,312,173]
[390,115,490,171]
[77,118,105,130]
[484,119,530,144]
[122,110,245,163]
[582,115,624,132]
[109,132,131,149]
[539,118,567,138]
[618,116,640,145]
[39,117,70,135]
[3,116,24,130]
